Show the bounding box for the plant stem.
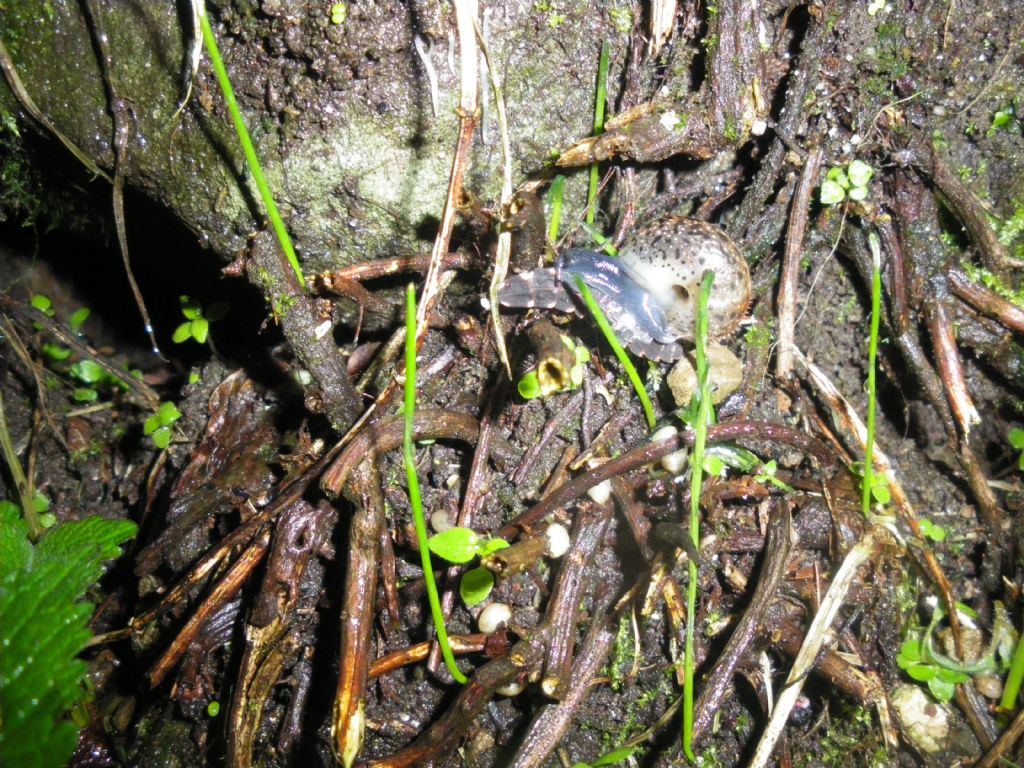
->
[586,41,610,225]
[862,233,882,516]
[572,276,655,429]
[198,6,306,289]
[0,391,41,540]
[683,270,715,760]
[547,175,567,248]
[404,284,468,684]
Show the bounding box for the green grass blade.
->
[683,270,715,760]
[862,234,882,516]
[404,284,468,684]
[198,8,306,289]
[586,41,610,225]
[547,175,568,247]
[571,276,655,429]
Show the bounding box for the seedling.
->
[572,746,638,768]
[172,295,228,345]
[1009,427,1024,471]
[144,401,182,449]
[754,459,796,493]
[329,3,347,24]
[427,527,511,607]
[820,159,874,205]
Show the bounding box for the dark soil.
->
[2,1,1024,767]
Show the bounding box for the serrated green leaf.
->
[460,567,495,606]
[191,317,209,344]
[0,517,136,768]
[428,527,480,563]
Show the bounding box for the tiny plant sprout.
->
[478,602,512,634]
[652,425,688,474]
[144,401,183,449]
[330,3,347,24]
[544,522,570,558]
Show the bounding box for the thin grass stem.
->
[683,270,715,760]
[862,233,882,516]
[586,42,610,225]
[403,284,468,684]
[571,277,655,429]
[198,7,306,289]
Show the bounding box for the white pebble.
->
[478,603,512,634]
[587,479,612,505]
[544,523,570,558]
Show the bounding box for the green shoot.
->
[517,337,591,399]
[571,276,655,429]
[1009,427,1024,471]
[403,284,468,684]
[172,295,228,345]
[683,270,715,760]
[197,6,306,289]
[862,233,882,517]
[571,745,638,768]
[547,175,568,250]
[428,528,509,607]
[753,459,795,493]
[586,42,610,225]
[820,160,874,205]
[144,401,182,449]
[1000,620,1024,719]
[329,3,348,24]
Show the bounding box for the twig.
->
[775,148,823,379]
[948,267,1024,334]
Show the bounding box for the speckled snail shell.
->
[498,217,751,361]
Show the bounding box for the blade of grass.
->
[586,42,610,226]
[197,3,306,289]
[862,233,882,516]
[571,276,655,429]
[683,270,715,761]
[547,175,568,251]
[404,284,468,684]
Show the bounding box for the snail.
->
[498,217,751,361]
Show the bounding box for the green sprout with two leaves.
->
[172,295,228,345]
[426,527,509,606]
[144,401,182,449]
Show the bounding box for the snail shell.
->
[499,217,751,361]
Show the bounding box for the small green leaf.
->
[41,343,71,362]
[207,701,221,717]
[157,402,182,425]
[188,372,201,385]
[871,482,891,505]
[847,184,869,202]
[39,512,57,529]
[517,371,542,400]
[927,675,957,702]
[191,317,210,344]
[428,527,480,563]
[702,454,725,476]
[897,638,922,664]
[143,414,161,435]
[478,538,510,557]
[706,443,759,472]
[905,663,936,682]
[172,323,193,343]
[1008,428,1024,450]
[68,308,91,333]
[31,294,54,315]
[460,567,495,606]
[820,179,847,205]
[72,388,98,403]
[152,425,172,449]
[69,360,104,384]
[180,295,202,320]
[920,519,947,542]
[847,159,874,187]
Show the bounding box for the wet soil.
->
[2,1,1024,767]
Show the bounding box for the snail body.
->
[499,217,751,361]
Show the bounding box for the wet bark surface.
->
[2,1,1024,767]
